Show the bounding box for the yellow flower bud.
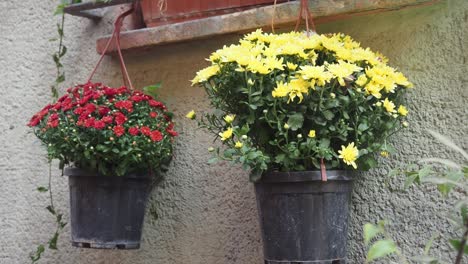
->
[308,130,316,138]
[235,141,243,148]
[186,110,196,120]
[223,114,235,124]
[380,151,389,158]
[284,123,290,130]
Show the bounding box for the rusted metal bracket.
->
[63,0,135,19]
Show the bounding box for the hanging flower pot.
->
[255,170,354,263]
[28,6,177,249]
[189,24,413,262]
[140,0,285,27]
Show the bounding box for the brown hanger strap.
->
[87,5,135,90]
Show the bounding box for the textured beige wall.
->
[1,0,467,263]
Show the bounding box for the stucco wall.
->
[1,0,467,263]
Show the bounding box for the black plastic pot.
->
[255,170,354,264]
[65,167,152,249]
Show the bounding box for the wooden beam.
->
[64,0,135,19]
[96,0,440,54]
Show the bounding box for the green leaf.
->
[287,113,304,131]
[367,239,397,262]
[363,223,382,245]
[30,244,45,261]
[143,83,162,98]
[249,169,262,182]
[428,130,468,161]
[48,232,59,250]
[46,206,56,215]
[358,122,369,132]
[322,110,334,120]
[424,233,439,255]
[449,239,468,254]
[59,46,67,57]
[420,158,461,170]
[207,157,218,164]
[410,255,439,263]
[404,173,418,189]
[37,187,48,192]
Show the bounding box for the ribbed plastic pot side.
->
[65,167,152,249]
[254,170,354,264]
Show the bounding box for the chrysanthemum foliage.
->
[28,82,177,176]
[191,30,413,180]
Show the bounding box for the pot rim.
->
[64,167,151,179]
[259,170,356,183]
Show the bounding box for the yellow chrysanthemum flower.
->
[186,110,196,119]
[383,98,396,113]
[219,127,233,141]
[308,130,316,138]
[397,105,408,116]
[235,141,243,148]
[286,62,298,70]
[356,75,368,86]
[264,56,284,71]
[272,81,290,98]
[247,57,270,74]
[298,65,333,87]
[327,60,362,86]
[191,65,220,85]
[288,78,309,103]
[224,114,236,124]
[365,81,383,99]
[338,142,359,169]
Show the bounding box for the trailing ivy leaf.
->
[48,232,59,250]
[46,206,56,215]
[366,239,397,262]
[37,187,48,192]
[30,244,45,262]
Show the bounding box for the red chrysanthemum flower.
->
[129,127,139,136]
[166,129,178,137]
[115,100,133,112]
[150,130,163,142]
[101,115,113,124]
[114,112,127,125]
[78,95,92,105]
[131,95,145,102]
[140,126,151,136]
[84,117,95,128]
[84,103,96,114]
[48,119,59,128]
[98,106,110,116]
[149,100,166,109]
[113,125,125,137]
[93,120,106,130]
[150,112,158,118]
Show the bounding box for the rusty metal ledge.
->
[96,0,440,54]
